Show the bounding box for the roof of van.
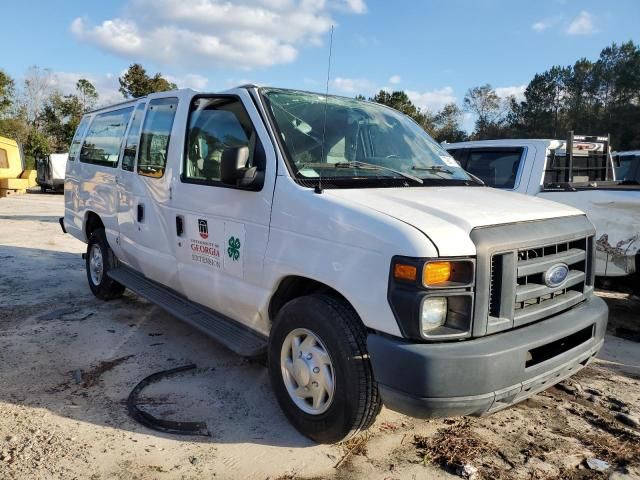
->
[85,88,199,114]
[83,84,390,115]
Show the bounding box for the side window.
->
[183,96,261,185]
[121,103,147,172]
[138,98,178,178]
[68,116,91,161]
[466,149,523,189]
[0,148,8,169]
[80,108,133,167]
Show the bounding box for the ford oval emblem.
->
[544,263,569,288]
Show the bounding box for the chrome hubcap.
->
[89,244,104,285]
[280,328,335,415]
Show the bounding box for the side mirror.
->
[220,146,264,190]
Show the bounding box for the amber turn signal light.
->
[393,263,417,281]
[423,261,452,286]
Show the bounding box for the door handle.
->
[137,204,144,222]
[176,215,184,237]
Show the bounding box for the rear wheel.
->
[268,294,382,443]
[86,229,125,300]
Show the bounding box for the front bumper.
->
[367,296,608,418]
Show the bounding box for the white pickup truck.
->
[445,135,640,280]
[62,87,607,443]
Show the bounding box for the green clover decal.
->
[227,236,241,261]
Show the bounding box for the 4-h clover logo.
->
[227,236,241,261]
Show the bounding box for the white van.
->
[62,87,607,443]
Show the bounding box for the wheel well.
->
[84,212,104,240]
[269,276,351,321]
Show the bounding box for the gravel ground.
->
[0,192,639,480]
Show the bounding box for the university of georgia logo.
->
[198,219,208,239]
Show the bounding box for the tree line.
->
[0,64,175,168]
[2,40,638,168]
[365,40,640,150]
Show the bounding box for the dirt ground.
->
[0,193,639,480]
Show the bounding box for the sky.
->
[3,0,639,131]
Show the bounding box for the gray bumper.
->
[368,296,608,418]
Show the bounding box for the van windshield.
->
[261,88,474,187]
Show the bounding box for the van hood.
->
[327,187,584,256]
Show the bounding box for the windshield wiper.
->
[333,161,423,184]
[412,165,485,185]
[411,165,454,175]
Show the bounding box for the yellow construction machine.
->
[0,136,37,197]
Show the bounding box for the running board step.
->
[107,267,267,357]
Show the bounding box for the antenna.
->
[316,25,334,194]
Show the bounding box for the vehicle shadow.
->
[0,244,315,448]
[0,215,62,223]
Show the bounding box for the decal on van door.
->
[198,219,209,239]
[180,215,245,279]
[223,221,245,278]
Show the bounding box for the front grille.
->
[513,237,588,327]
[489,235,593,330]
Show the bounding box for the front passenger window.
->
[184,97,260,184]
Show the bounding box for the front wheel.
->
[268,294,382,443]
[86,229,125,300]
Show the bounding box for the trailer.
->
[36,153,68,192]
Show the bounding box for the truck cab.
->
[63,87,608,443]
[613,150,640,184]
[445,136,640,279]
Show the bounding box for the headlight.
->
[389,256,475,341]
[422,260,474,288]
[420,294,474,339]
[421,297,447,333]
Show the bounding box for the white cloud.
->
[532,20,551,32]
[342,0,367,14]
[495,84,526,102]
[50,71,124,107]
[71,0,366,70]
[406,87,456,111]
[567,11,596,36]
[331,77,376,94]
[388,74,401,85]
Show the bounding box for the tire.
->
[268,294,382,443]
[86,228,125,300]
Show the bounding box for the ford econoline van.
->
[62,87,608,443]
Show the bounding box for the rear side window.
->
[465,149,523,189]
[122,103,147,172]
[138,98,178,178]
[80,107,133,167]
[0,148,8,169]
[183,96,260,185]
[68,116,91,161]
